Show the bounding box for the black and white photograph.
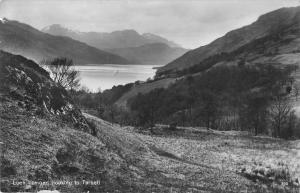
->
[1,0,300,192]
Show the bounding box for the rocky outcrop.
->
[0,50,94,135]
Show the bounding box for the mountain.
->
[157,6,300,76]
[42,24,182,49]
[114,6,300,108]
[142,33,180,48]
[0,18,130,64]
[108,43,188,64]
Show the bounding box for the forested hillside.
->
[130,63,300,138]
[73,62,300,139]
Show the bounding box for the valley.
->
[1,2,300,193]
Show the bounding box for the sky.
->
[0,0,299,49]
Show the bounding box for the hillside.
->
[0,18,130,64]
[108,43,188,65]
[157,6,300,76]
[115,78,179,108]
[0,51,154,192]
[42,25,181,49]
[0,51,133,192]
[112,6,300,107]
[1,51,299,192]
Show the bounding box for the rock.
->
[0,50,95,135]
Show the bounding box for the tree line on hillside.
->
[129,63,300,139]
[43,57,300,139]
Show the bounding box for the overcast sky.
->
[0,0,299,48]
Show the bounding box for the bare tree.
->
[42,58,80,90]
[269,95,292,138]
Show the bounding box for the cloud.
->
[0,0,299,48]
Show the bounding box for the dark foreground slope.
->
[0,19,130,64]
[0,51,139,192]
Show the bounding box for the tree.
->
[130,89,162,128]
[243,95,269,135]
[42,58,80,90]
[269,95,292,138]
[186,76,196,124]
[105,105,118,125]
[197,90,219,129]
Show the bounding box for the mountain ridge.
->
[157,6,300,75]
[42,24,182,49]
[0,19,130,64]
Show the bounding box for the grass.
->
[86,115,300,192]
[129,125,300,192]
[1,99,300,192]
[0,100,140,192]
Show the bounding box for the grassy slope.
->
[86,114,300,192]
[139,126,300,181]
[2,96,299,192]
[0,99,140,192]
[85,114,252,193]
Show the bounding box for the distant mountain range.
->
[157,6,300,76]
[108,43,188,65]
[42,24,187,64]
[42,24,181,49]
[0,18,130,64]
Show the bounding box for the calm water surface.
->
[74,64,162,91]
